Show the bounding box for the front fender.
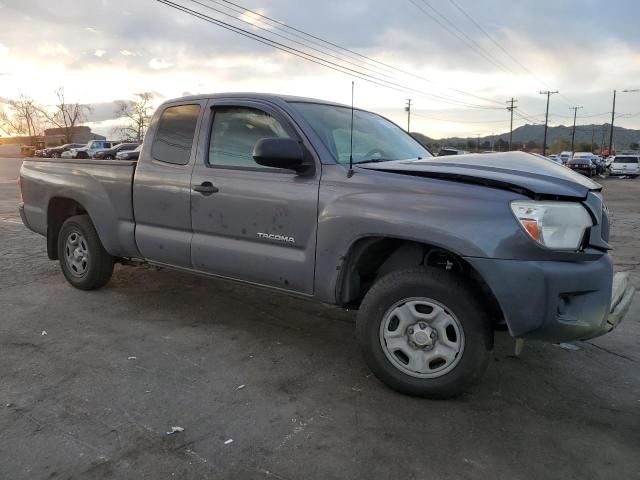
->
[314,166,526,303]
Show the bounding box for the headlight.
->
[510,201,593,250]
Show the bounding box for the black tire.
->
[356,268,492,399]
[104,155,114,160]
[57,215,114,290]
[76,151,88,159]
[51,152,60,158]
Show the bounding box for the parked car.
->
[566,157,597,177]
[609,155,640,177]
[18,93,634,399]
[605,155,615,169]
[558,151,573,164]
[573,152,604,175]
[115,144,142,160]
[438,148,469,156]
[93,143,139,160]
[529,152,563,165]
[72,140,119,159]
[47,143,85,158]
[548,154,559,162]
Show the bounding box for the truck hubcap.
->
[64,231,89,277]
[380,298,464,378]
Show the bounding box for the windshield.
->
[289,102,431,164]
[614,157,639,163]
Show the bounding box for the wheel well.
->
[336,237,505,327]
[46,198,87,260]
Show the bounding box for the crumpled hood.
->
[357,151,601,198]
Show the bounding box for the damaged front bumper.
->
[466,255,635,342]
[607,271,635,332]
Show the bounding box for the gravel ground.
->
[0,157,638,480]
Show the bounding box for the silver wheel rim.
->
[379,297,465,378]
[64,231,90,277]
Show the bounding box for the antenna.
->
[347,81,355,178]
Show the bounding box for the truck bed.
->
[20,158,140,259]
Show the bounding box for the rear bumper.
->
[466,255,634,342]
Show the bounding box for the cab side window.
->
[152,104,201,165]
[208,107,290,168]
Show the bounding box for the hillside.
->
[414,124,640,152]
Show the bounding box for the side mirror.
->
[253,137,309,173]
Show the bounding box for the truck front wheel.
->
[356,268,492,398]
[57,215,114,290]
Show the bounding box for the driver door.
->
[190,99,320,294]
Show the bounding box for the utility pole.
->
[570,105,583,153]
[539,90,558,156]
[506,98,518,151]
[609,89,640,155]
[476,134,480,153]
[405,99,412,133]
[608,90,616,156]
[591,125,595,153]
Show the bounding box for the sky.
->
[1,0,640,139]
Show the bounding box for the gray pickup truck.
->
[19,93,635,398]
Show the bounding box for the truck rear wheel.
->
[57,215,114,290]
[356,268,492,398]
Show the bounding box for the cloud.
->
[149,58,172,70]
[38,43,70,57]
[1,0,640,138]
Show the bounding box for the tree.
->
[549,138,571,154]
[40,87,89,144]
[0,94,44,144]
[495,138,508,152]
[114,92,154,142]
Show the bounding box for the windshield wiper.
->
[353,156,423,165]
[353,158,394,164]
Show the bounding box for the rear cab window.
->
[614,157,639,163]
[152,104,201,165]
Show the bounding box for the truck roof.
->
[161,92,350,109]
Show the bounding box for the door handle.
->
[193,182,219,195]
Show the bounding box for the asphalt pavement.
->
[1,157,638,479]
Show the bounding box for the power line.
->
[407,0,515,74]
[443,0,573,108]
[447,0,548,87]
[206,0,505,107]
[157,0,503,109]
[412,111,509,124]
[514,110,544,124]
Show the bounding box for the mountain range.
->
[414,123,640,151]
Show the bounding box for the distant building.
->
[0,126,105,148]
[44,126,105,146]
